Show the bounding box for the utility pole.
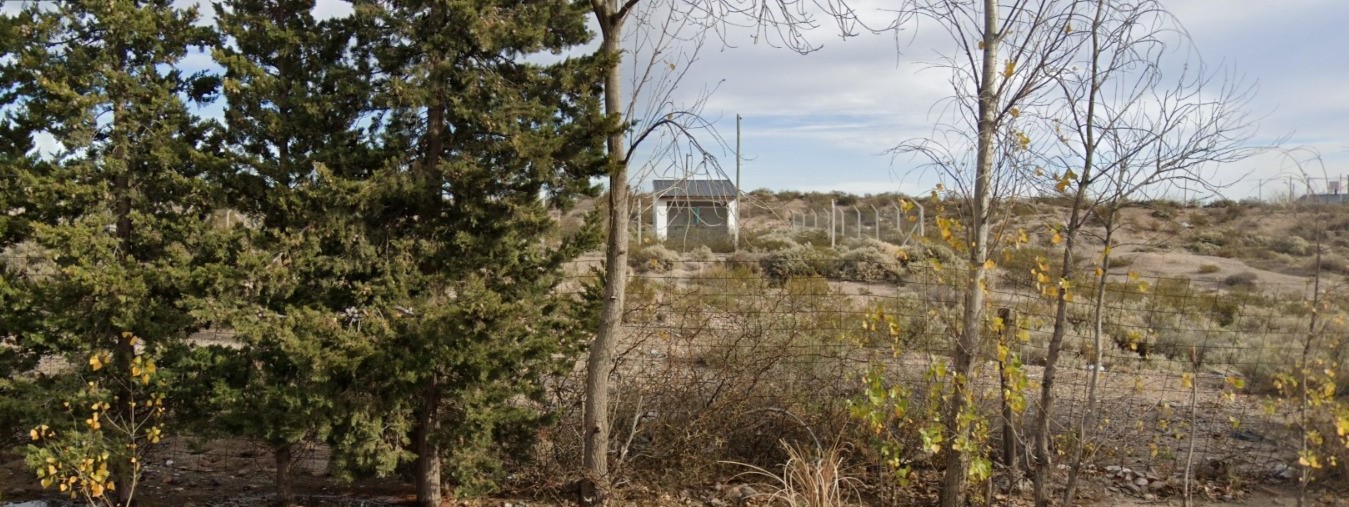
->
[734,114,741,251]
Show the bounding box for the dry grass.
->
[726,440,861,507]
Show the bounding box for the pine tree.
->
[190,1,396,503]
[0,9,50,434]
[3,0,219,499]
[350,0,608,503]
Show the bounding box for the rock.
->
[1231,429,1265,442]
[707,499,729,507]
[732,484,758,502]
[1143,493,1156,501]
[1273,463,1297,480]
[1148,480,1166,491]
[1134,477,1149,487]
[164,459,175,467]
[161,473,175,485]
[1124,482,1143,494]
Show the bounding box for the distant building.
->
[651,179,738,240]
[1301,193,1349,204]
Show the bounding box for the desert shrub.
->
[1191,230,1228,247]
[1149,207,1177,220]
[1109,255,1135,269]
[724,250,762,272]
[686,245,715,263]
[1197,264,1221,274]
[998,247,1054,289]
[1270,235,1311,256]
[1316,254,1349,275]
[750,230,801,253]
[1222,271,1259,290]
[835,244,905,283]
[760,246,838,284]
[1188,242,1222,256]
[631,243,680,272]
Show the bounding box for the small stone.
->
[1134,477,1149,487]
[1143,493,1156,501]
[733,484,758,501]
[1105,465,1121,473]
[707,499,729,507]
[1148,480,1166,491]
[160,474,175,485]
[164,459,175,467]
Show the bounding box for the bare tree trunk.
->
[582,3,630,503]
[1064,210,1116,502]
[939,2,998,505]
[414,377,442,507]
[275,443,297,507]
[1035,5,1104,504]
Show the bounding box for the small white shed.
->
[651,179,738,240]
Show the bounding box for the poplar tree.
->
[3,0,219,498]
[351,0,608,503]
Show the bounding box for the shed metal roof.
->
[651,179,737,198]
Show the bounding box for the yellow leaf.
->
[1182,372,1194,389]
[30,428,39,441]
[89,354,103,371]
[1051,231,1062,245]
[1003,59,1016,78]
[984,259,996,270]
[1095,267,1104,278]
[1010,107,1020,118]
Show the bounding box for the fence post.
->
[855,208,862,238]
[820,199,830,252]
[871,205,881,240]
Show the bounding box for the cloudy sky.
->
[609,0,1349,201]
[12,0,1349,200]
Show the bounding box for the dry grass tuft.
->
[726,440,860,507]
